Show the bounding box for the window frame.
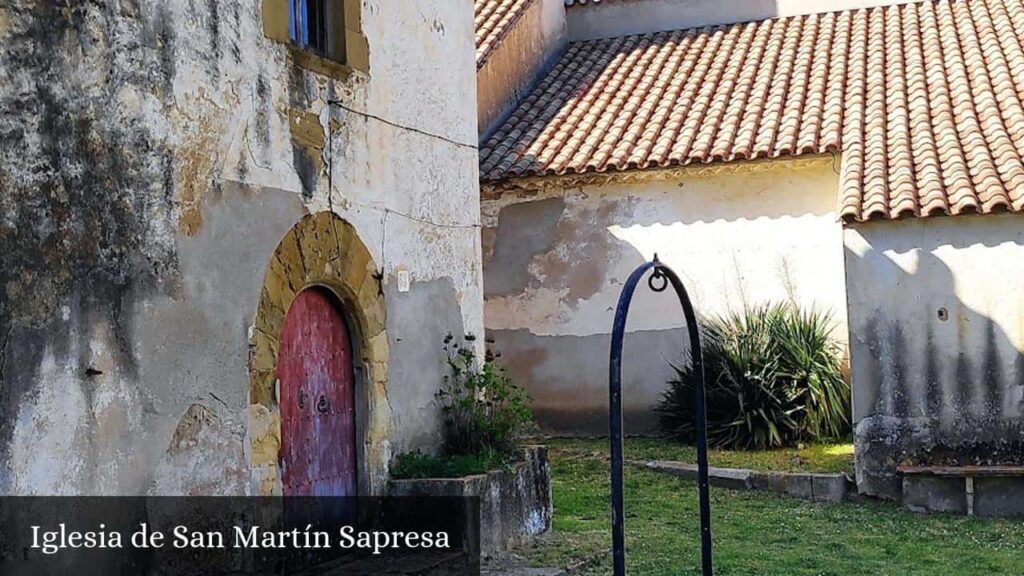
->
[263,0,368,76]
[289,0,330,56]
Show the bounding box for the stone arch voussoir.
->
[248,211,391,496]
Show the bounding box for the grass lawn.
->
[549,437,856,474]
[520,438,1024,575]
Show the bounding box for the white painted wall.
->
[845,214,1024,496]
[482,159,847,432]
[845,215,1024,422]
[567,0,927,41]
[485,161,847,338]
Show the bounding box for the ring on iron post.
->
[609,258,714,575]
[648,267,668,292]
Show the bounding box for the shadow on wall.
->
[486,208,697,435]
[483,167,847,435]
[847,222,1024,498]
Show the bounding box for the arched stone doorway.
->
[248,212,391,496]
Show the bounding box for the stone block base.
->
[901,474,1024,517]
[901,476,967,514]
[390,446,552,555]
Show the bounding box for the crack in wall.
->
[0,326,11,386]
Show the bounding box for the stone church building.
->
[3,0,1024,508]
[477,0,1024,500]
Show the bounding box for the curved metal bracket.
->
[609,256,713,576]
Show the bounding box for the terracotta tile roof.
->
[480,0,1024,222]
[475,0,536,68]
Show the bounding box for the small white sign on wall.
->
[397,270,410,293]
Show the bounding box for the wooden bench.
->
[897,465,1024,515]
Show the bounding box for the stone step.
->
[643,461,752,490]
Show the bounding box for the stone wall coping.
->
[390,446,548,486]
[643,460,852,503]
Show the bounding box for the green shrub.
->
[436,333,536,458]
[391,450,506,479]
[392,334,536,479]
[657,304,850,450]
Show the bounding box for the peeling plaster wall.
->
[482,160,847,433]
[0,0,481,495]
[845,215,1024,499]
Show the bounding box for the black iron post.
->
[608,257,713,576]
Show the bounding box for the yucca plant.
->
[657,304,850,450]
[772,306,851,440]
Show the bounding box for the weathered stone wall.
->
[0,0,482,495]
[481,159,847,433]
[845,215,1024,499]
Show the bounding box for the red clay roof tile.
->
[480,0,1024,222]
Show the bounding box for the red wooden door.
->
[278,288,358,496]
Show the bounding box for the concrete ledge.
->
[810,473,849,503]
[644,461,751,490]
[390,446,553,555]
[645,461,850,503]
[900,470,1024,517]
